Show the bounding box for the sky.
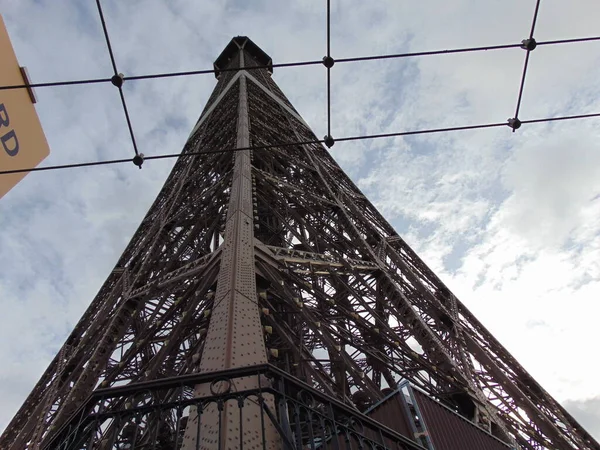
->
[1,0,599,441]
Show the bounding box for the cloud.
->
[498,130,600,250]
[563,397,600,440]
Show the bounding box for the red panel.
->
[366,392,414,440]
[413,390,511,450]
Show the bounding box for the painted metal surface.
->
[182,43,277,450]
[365,385,513,450]
[413,389,512,450]
[364,390,415,446]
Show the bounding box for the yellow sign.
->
[0,14,50,199]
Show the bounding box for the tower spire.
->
[182,40,278,449]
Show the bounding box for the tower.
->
[1,36,597,450]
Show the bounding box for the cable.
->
[118,87,140,156]
[333,36,600,65]
[521,112,600,124]
[1,36,598,92]
[514,50,532,122]
[0,138,322,175]
[2,112,599,176]
[335,122,508,142]
[95,0,118,75]
[1,10,599,191]
[125,59,323,82]
[326,0,332,138]
[95,0,139,156]
[512,0,543,125]
[0,157,132,174]
[0,77,111,91]
[529,0,542,40]
[537,36,600,46]
[336,42,521,63]
[326,0,331,60]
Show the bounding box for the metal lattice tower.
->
[2,37,598,450]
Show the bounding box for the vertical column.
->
[182,47,278,450]
[197,50,267,374]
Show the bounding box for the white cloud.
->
[498,130,600,249]
[563,397,600,440]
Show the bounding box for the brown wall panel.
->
[413,390,512,450]
[367,392,414,440]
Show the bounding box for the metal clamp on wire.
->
[111,73,125,88]
[323,135,335,148]
[322,56,335,68]
[520,38,537,51]
[507,118,522,131]
[132,153,144,169]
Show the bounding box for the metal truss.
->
[1,37,598,450]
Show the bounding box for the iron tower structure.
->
[1,37,598,450]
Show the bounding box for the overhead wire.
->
[95,0,140,156]
[117,87,140,157]
[95,0,118,75]
[336,42,521,63]
[326,0,332,138]
[537,36,600,46]
[0,4,598,178]
[512,0,543,127]
[1,36,599,91]
[2,111,599,176]
[521,112,600,125]
[528,0,543,40]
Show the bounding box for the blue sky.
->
[1,0,600,440]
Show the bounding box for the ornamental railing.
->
[42,364,425,450]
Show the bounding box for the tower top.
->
[213,36,273,79]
